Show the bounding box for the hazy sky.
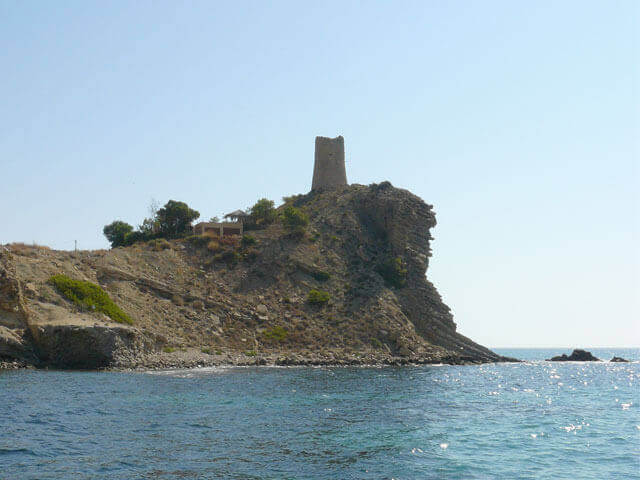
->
[1,1,638,347]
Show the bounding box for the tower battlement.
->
[311,136,348,191]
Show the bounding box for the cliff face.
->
[0,183,506,369]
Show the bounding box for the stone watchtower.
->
[311,135,348,191]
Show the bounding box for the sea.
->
[1,348,638,479]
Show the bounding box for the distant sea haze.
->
[1,348,638,479]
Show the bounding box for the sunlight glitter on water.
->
[1,348,639,480]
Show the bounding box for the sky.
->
[1,1,638,347]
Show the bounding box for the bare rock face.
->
[0,248,29,330]
[0,248,153,369]
[29,322,150,369]
[0,325,29,359]
[293,182,506,362]
[1,181,512,369]
[547,349,601,361]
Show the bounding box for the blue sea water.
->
[1,348,638,479]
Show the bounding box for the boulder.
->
[547,349,600,362]
[0,325,29,360]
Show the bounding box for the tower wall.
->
[311,136,347,191]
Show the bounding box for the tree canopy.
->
[249,198,276,227]
[103,221,134,248]
[155,200,200,238]
[102,199,200,248]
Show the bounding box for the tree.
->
[138,217,158,237]
[281,206,308,235]
[103,221,134,248]
[155,200,200,238]
[249,198,276,227]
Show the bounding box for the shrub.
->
[312,270,331,282]
[249,198,276,227]
[282,194,305,205]
[201,347,212,354]
[245,350,257,357]
[207,240,221,252]
[103,221,134,248]
[307,289,330,305]
[48,274,133,325]
[371,338,383,349]
[214,250,240,264]
[219,235,240,247]
[241,234,256,247]
[186,233,216,248]
[163,346,176,353]
[123,230,148,246]
[376,256,408,288]
[242,248,258,262]
[149,238,171,251]
[263,326,288,342]
[281,206,309,234]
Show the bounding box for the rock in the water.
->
[547,349,600,362]
[610,356,629,363]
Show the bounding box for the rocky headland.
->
[1,183,514,370]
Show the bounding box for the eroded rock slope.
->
[1,183,508,368]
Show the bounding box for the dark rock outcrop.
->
[547,349,600,362]
[29,323,152,369]
[610,356,629,363]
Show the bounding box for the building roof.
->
[224,209,249,218]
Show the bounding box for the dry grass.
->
[219,235,240,247]
[7,242,52,257]
[206,239,220,252]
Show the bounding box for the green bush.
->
[245,350,257,357]
[241,234,256,247]
[281,206,309,234]
[249,198,276,227]
[307,289,330,305]
[282,194,305,205]
[312,270,331,282]
[376,256,408,288]
[48,274,133,325]
[186,234,213,248]
[263,326,288,342]
[163,346,176,353]
[123,230,149,246]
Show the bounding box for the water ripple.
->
[1,348,638,479]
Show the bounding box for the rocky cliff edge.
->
[1,183,511,369]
